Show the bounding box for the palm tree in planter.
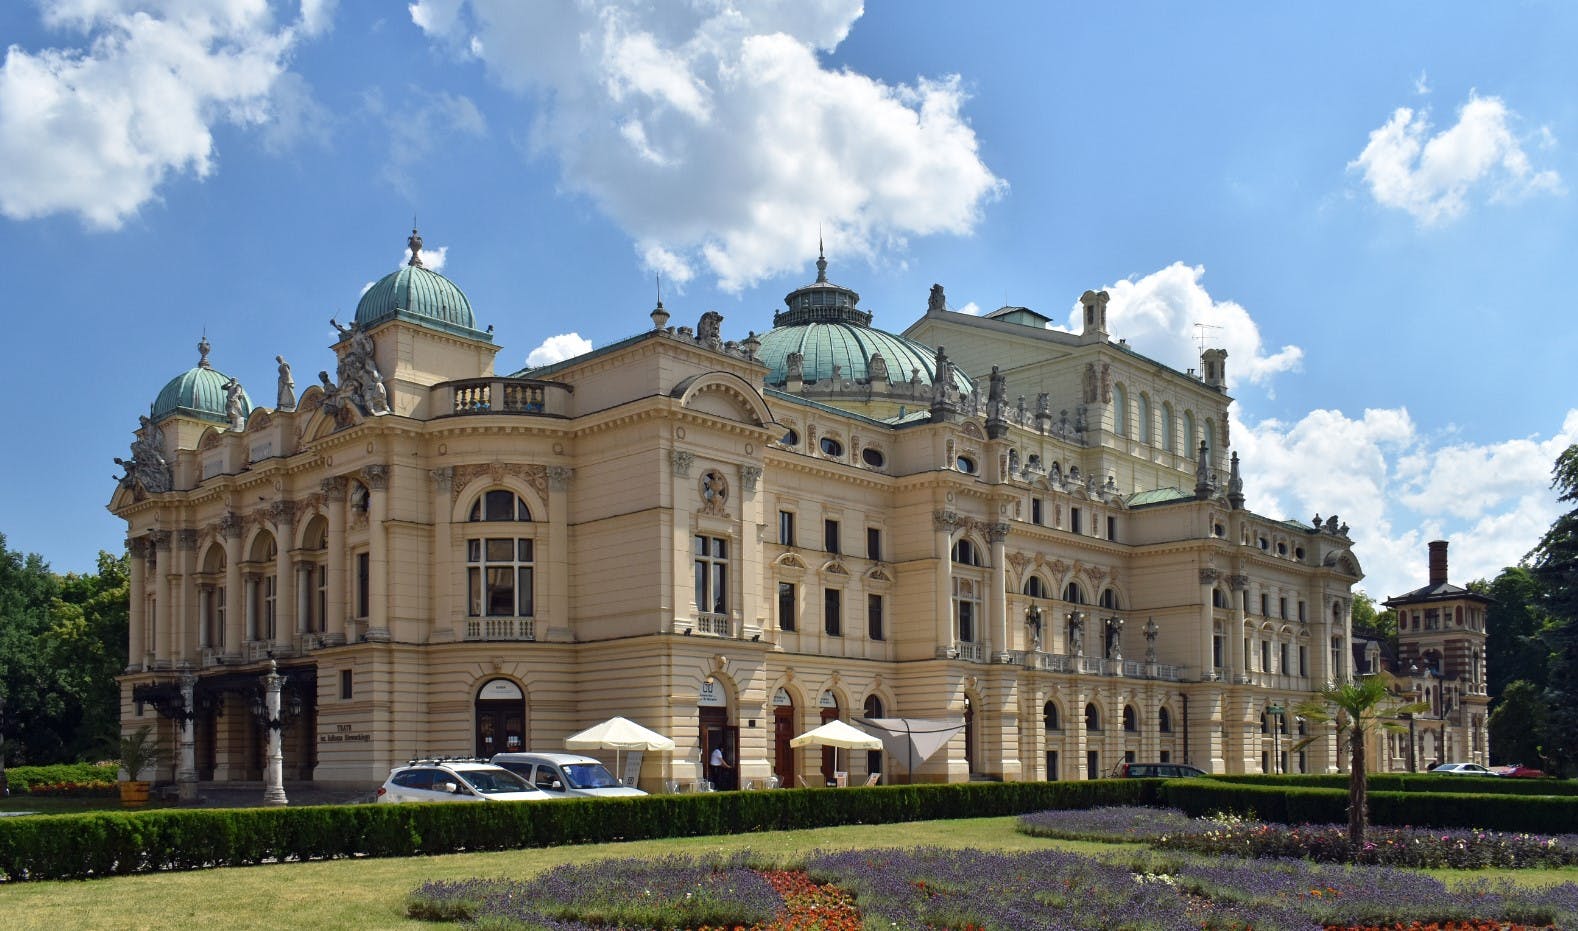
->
[1291,673,1427,848]
[118,724,167,807]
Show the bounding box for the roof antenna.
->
[1193,322,1221,353]
[816,223,828,283]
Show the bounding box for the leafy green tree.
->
[1293,674,1427,848]
[1487,679,1548,768]
[1530,443,1578,775]
[1472,567,1552,701]
[1349,591,1397,653]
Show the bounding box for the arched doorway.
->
[699,677,736,790]
[772,688,795,788]
[474,678,526,758]
[819,690,841,784]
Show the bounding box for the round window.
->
[1294,547,1306,560]
[862,447,885,468]
[820,436,844,457]
[781,428,799,446]
[956,455,976,474]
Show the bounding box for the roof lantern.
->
[352,228,491,341]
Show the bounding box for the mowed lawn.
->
[3,815,1575,931]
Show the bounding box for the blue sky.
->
[1,1,1574,601]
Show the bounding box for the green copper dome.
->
[353,229,490,340]
[151,337,253,424]
[756,251,974,395]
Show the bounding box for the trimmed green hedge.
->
[0,778,1157,881]
[5,763,120,796]
[1163,779,1578,833]
[1208,772,1578,797]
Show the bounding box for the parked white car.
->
[376,759,550,803]
[1429,761,1499,776]
[491,751,648,798]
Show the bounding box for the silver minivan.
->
[490,751,648,798]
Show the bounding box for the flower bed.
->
[409,848,1578,930]
[1018,806,1578,869]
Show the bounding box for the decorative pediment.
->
[865,566,894,585]
[819,560,850,577]
[960,421,985,440]
[669,371,773,427]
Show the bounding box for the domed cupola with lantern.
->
[755,246,973,421]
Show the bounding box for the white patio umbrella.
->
[789,719,883,783]
[564,716,675,785]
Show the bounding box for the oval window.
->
[820,437,844,457]
[1276,542,1287,556]
[862,447,885,468]
[956,455,976,474]
[1212,523,1225,537]
[1258,537,1269,550]
[1294,547,1305,560]
[781,428,799,446]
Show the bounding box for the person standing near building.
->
[709,745,732,790]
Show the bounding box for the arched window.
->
[1064,582,1085,604]
[952,539,981,566]
[1158,707,1172,733]
[1024,576,1047,598]
[1044,701,1060,731]
[1212,588,1227,609]
[1162,402,1176,452]
[864,694,884,718]
[1203,417,1216,460]
[1099,588,1119,609]
[1084,703,1101,731]
[469,489,532,522]
[1183,411,1197,456]
[1112,383,1128,436]
[1137,393,1152,444]
[1122,705,1137,732]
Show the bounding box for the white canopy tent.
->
[564,716,675,786]
[789,719,883,784]
[855,717,966,783]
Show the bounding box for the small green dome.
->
[353,229,489,340]
[756,252,973,395]
[151,337,253,424]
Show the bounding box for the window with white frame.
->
[468,538,535,617]
[953,576,980,644]
[694,535,729,616]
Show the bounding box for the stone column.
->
[322,478,347,643]
[932,511,959,655]
[1198,567,1218,680]
[363,465,390,639]
[294,561,313,634]
[261,660,288,806]
[547,466,574,640]
[127,538,148,672]
[176,531,198,663]
[177,672,198,802]
[151,531,173,663]
[220,513,244,654]
[271,502,295,650]
[1229,573,1249,683]
[988,523,1009,660]
[430,467,454,639]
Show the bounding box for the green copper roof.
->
[757,250,973,394]
[353,229,490,341]
[151,337,253,424]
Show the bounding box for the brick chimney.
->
[1428,540,1449,586]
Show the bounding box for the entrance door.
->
[474,679,526,758]
[774,703,795,787]
[700,706,736,790]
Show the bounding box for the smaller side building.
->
[1381,540,1491,769]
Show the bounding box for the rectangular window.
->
[778,510,796,546]
[1241,589,1250,612]
[1261,640,1271,673]
[1045,750,1058,781]
[777,582,797,632]
[1212,634,1224,669]
[314,565,327,633]
[1331,637,1343,676]
[355,552,370,618]
[953,577,979,643]
[214,588,225,649]
[1260,593,1269,616]
[868,593,885,641]
[1280,642,1289,673]
[263,574,277,641]
[824,519,840,554]
[1032,498,1044,525]
[339,669,353,700]
[694,535,729,616]
[866,527,882,561]
[1070,507,1082,534]
[1160,750,1171,763]
[1299,645,1308,676]
[1298,600,1307,623]
[824,588,842,637]
[1279,597,1288,620]
[1107,516,1117,541]
[468,538,535,617]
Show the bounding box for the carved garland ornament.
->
[448,462,551,504]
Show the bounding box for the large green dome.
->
[353,229,488,340]
[756,252,973,395]
[151,337,253,424]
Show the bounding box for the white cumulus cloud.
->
[0,0,332,228]
[1068,262,1303,390]
[526,332,594,368]
[1234,407,1578,600]
[410,0,1004,291]
[1349,92,1563,226]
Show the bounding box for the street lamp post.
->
[259,659,288,807]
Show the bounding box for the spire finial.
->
[197,333,212,369]
[407,227,424,267]
[815,229,828,284]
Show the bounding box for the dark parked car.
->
[1113,762,1206,778]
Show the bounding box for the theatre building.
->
[112,232,1365,793]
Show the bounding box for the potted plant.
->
[117,724,165,807]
